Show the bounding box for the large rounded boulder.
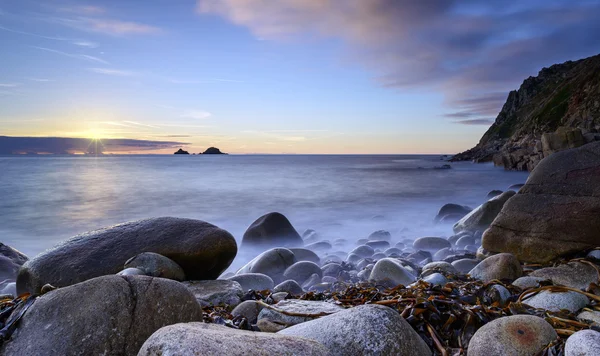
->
[17,217,237,294]
[482,142,600,263]
[453,191,515,233]
[241,212,303,248]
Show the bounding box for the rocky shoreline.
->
[1,142,600,355]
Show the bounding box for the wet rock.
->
[372,252,386,260]
[523,290,589,313]
[369,258,416,286]
[283,261,322,285]
[227,273,274,291]
[469,253,522,282]
[0,282,16,297]
[483,142,600,263]
[433,247,453,261]
[321,263,343,277]
[305,241,332,252]
[512,276,547,290]
[413,237,451,253]
[349,245,375,258]
[365,240,390,249]
[17,217,237,294]
[257,299,343,326]
[138,322,329,355]
[0,242,28,266]
[451,258,480,274]
[0,255,22,282]
[453,191,516,233]
[2,275,202,356]
[577,310,600,325]
[231,300,265,324]
[257,318,287,332]
[468,315,557,356]
[368,230,391,241]
[565,329,600,356]
[486,190,503,199]
[434,203,472,223]
[529,262,598,290]
[321,276,337,284]
[422,261,457,276]
[271,292,289,303]
[422,273,447,286]
[346,253,361,264]
[508,183,524,191]
[302,229,320,244]
[117,268,146,276]
[289,248,320,264]
[279,304,431,356]
[302,273,322,290]
[237,248,297,284]
[124,252,185,281]
[241,212,303,249]
[456,235,476,249]
[183,280,243,307]
[321,254,342,264]
[485,284,512,306]
[587,250,600,260]
[384,247,402,256]
[273,279,304,295]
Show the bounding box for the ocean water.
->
[0,154,528,269]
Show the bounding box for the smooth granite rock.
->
[241,212,303,249]
[523,290,589,313]
[231,300,265,324]
[565,329,600,356]
[369,258,416,286]
[283,261,323,285]
[469,253,522,282]
[257,299,343,327]
[237,248,297,285]
[227,273,275,291]
[124,252,185,281]
[413,237,451,253]
[273,279,304,295]
[453,191,516,233]
[182,280,244,307]
[529,262,598,290]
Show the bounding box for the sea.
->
[0,154,529,269]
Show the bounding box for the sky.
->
[1,0,599,154]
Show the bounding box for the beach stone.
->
[434,203,472,223]
[366,240,390,249]
[487,190,503,199]
[279,304,430,356]
[321,276,337,283]
[433,247,453,261]
[422,261,457,276]
[357,269,370,281]
[529,262,598,290]
[369,258,416,286]
[124,252,185,281]
[384,247,402,256]
[302,273,322,290]
[523,290,589,313]
[1,275,202,356]
[117,267,146,276]
[483,142,600,263]
[469,253,522,282]
[565,329,600,356]
[321,254,342,264]
[305,241,332,252]
[451,258,480,274]
[289,248,320,264]
[577,310,600,324]
[138,322,329,356]
[346,253,361,264]
[257,299,343,326]
[512,276,547,290]
[283,261,322,285]
[587,250,600,260]
[182,280,243,307]
[349,245,375,258]
[321,263,343,277]
[0,255,20,282]
[453,191,516,233]
[456,235,476,249]
[508,183,525,190]
[302,229,320,244]
[237,248,297,284]
[271,292,289,303]
[368,230,391,241]
[422,272,447,286]
[372,252,386,260]
[485,284,512,306]
[413,237,451,253]
[0,242,28,266]
[467,315,557,356]
[0,282,16,297]
[227,273,274,291]
[273,279,304,295]
[231,300,265,324]
[241,212,303,248]
[17,217,237,294]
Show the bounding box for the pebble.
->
[469,253,522,282]
[273,279,304,295]
[413,237,451,253]
[231,300,265,324]
[451,258,479,274]
[421,261,457,276]
[529,262,598,290]
[349,245,375,258]
[565,329,600,356]
[227,273,275,291]
[577,310,600,324]
[124,252,186,281]
[523,290,589,313]
[421,272,447,286]
[369,258,416,286]
[283,261,323,285]
[511,276,547,290]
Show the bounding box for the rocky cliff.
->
[452,53,600,171]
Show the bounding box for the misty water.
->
[0,154,528,270]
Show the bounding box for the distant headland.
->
[174,147,227,155]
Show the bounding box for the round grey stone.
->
[565,329,600,356]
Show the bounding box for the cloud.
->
[27,78,53,82]
[123,121,160,128]
[32,46,108,64]
[58,6,106,15]
[51,16,163,36]
[198,0,600,119]
[453,119,495,125]
[180,110,212,119]
[0,25,98,48]
[89,68,136,76]
[0,83,19,87]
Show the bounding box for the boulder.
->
[0,242,28,266]
[321,263,343,277]
[368,230,391,241]
[182,280,243,307]
[421,261,457,276]
[413,237,451,253]
[422,273,447,286]
[1,275,202,356]
[469,253,522,282]
[486,190,503,199]
[279,304,431,356]
[451,258,480,274]
[17,217,237,294]
[257,299,343,326]
[138,322,329,355]
[273,279,304,295]
[236,248,297,285]
[482,142,600,263]
[349,245,375,258]
[565,329,600,356]
[467,315,557,356]
[289,248,320,264]
[124,252,185,281]
[369,258,416,286]
[453,191,516,233]
[241,212,303,248]
[231,300,265,324]
[227,273,274,291]
[283,261,322,285]
[434,203,472,223]
[529,262,598,290]
[523,290,589,313]
[0,255,20,282]
[117,268,146,276]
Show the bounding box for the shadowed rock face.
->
[17,217,237,294]
[482,142,600,263]
[241,212,303,249]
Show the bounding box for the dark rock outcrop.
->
[452,53,600,171]
[482,141,600,262]
[202,147,226,154]
[174,148,189,154]
[241,212,303,249]
[17,217,237,294]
